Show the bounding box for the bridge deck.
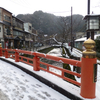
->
[0,58,69,100]
[0,57,83,100]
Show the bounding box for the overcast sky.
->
[0,0,100,16]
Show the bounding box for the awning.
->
[14,36,24,41]
[25,38,33,42]
[4,36,13,40]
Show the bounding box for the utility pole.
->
[87,0,90,39]
[87,0,94,40]
[71,7,73,51]
[88,0,90,14]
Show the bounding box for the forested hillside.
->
[17,10,85,36]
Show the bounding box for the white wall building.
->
[24,23,32,33]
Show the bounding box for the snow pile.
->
[48,48,62,57]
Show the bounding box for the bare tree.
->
[56,17,71,43]
[56,15,85,45]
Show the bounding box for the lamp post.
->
[84,14,100,40]
[71,7,73,51]
[87,0,90,39]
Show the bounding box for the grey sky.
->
[0,0,100,16]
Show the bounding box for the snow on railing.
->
[0,41,97,99]
[0,48,81,87]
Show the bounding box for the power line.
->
[8,0,33,10]
[93,5,100,8]
[48,10,71,14]
[7,0,71,16]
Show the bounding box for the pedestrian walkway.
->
[0,59,69,100]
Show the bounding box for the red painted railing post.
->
[80,38,97,99]
[33,52,40,71]
[0,43,2,56]
[15,49,19,62]
[5,48,8,58]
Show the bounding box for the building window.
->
[29,26,31,30]
[0,27,1,32]
[13,30,23,36]
[0,9,1,21]
[13,31,18,36]
[16,20,23,29]
[3,21,11,26]
[4,15,11,22]
[5,26,10,35]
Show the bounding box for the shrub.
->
[63,63,76,81]
[95,40,100,53]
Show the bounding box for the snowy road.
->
[0,59,69,100]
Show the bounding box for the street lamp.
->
[84,14,100,40]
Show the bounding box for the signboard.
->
[93,64,97,82]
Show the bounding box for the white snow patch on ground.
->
[48,48,62,57]
[0,59,69,100]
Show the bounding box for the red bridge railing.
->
[0,48,81,86]
[0,39,97,99]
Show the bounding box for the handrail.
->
[0,48,81,87]
[0,45,97,99]
[36,52,81,67]
[38,60,81,86]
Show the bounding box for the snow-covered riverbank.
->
[48,48,100,100]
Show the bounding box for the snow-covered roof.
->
[84,14,100,20]
[75,34,100,42]
[75,37,86,42]
[94,34,100,39]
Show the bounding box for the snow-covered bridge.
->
[0,42,100,100]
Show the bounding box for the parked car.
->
[34,43,43,47]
